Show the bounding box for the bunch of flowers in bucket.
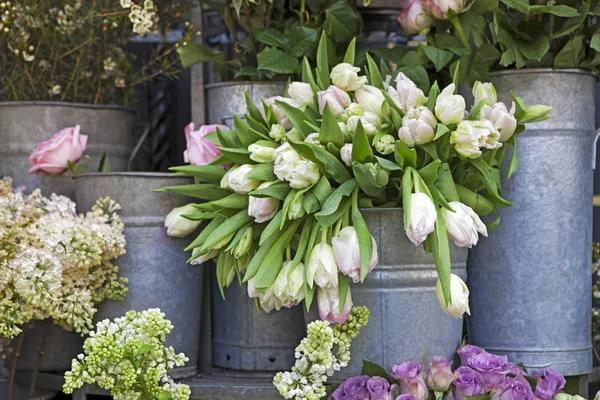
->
[330,344,578,400]
[160,32,550,322]
[0,178,127,338]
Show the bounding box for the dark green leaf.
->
[288,139,352,184]
[394,141,417,169]
[456,184,494,216]
[398,65,430,93]
[249,182,292,200]
[591,32,600,52]
[320,104,344,148]
[169,165,225,182]
[427,82,440,114]
[254,220,302,289]
[366,53,384,89]
[276,101,315,137]
[375,156,402,171]
[519,36,550,62]
[529,4,579,17]
[247,162,276,181]
[353,163,386,198]
[200,210,253,252]
[323,0,361,42]
[290,27,318,57]
[352,121,374,164]
[554,35,585,68]
[177,42,225,68]
[254,28,289,49]
[422,46,453,72]
[257,48,300,74]
[316,31,330,90]
[244,226,281,281]
[343,38,356,64]
[361,360,394,383]
[153,184,230,201]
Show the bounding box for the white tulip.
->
[332,226,378,283]
[304,132,323,146]
[398,105,437,147]
[288,82,315,107]
[341,143,353,167]
[269,124,287,141]
[189,249,219,265]
[227,164,261,194]
[374,134,395,155]
[260,96,298,129]
[442,201,487,248]
[388,72,426,112]
[356,85,386,117]
[436,274,470,319]
[481,102,517,142]
[259,285,283,313]
[248,182,280,223]
[248,141,277,163]
[330,63,368,92]
[406,192,437,246]
[165,204,201,237]
[306,243,339,289]
[318,85,352,116]
[287,194,306,220]
[339,122,352,141]
[273,142,320,189]
[341,103,364,121]
[347,111,381,137]
[451,120,501,159]
[274,261,305,308]
[318,286,353,323]
[435,84,466,125]
[472,81,497,106]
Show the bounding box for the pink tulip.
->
[183,123,226,166]
[28,125,88,175]
[398,0,434,34]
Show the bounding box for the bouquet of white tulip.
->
[158,33,549,321]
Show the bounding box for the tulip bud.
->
[330,63,368,92]
[332,226,378,283]
[261,96,298,130]
[441,201,487,248]
[341,143,353,167]
[273,142,321,189]
[398,0,434,34]
[288,194,306,220]
[220,166,234,190]
[398,105,436,147]
[481,102,517,142]
[356,85,386,117]
[318,85,352,117]
[472,81,497,107]
[233,226,254,258]
[227,164,261,194]
[189,249,219,265]
[304,132,323,147]
[374,134,395,155]
[436,274,470,318]
[341,103,365,122]
[423,0,467,19]
[248,141,277,163]
[288,82,315,107]
[274,261,305,308]
[306,242,339,289]
[426,356,456,392]
[165,204,201,237]
[451,120,501,159]
[248,182,280,223]
[435,84,466,125]
[347,111,382,138]
[254,281,283,313]
[318,286,353,323]
[269,124,287,141]
[365,162,389,187]
[406,192,436,246]
[339,122,352,141]
[388,73,426,112]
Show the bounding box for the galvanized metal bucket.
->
[206,81,307,371]
[0,102,136,197]
[73,172,202,379]
[468,69,596,375]
[319,208,468,381]
[205,82,286,127]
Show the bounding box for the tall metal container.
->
[0,102,135,197]
[74,172,203,378]
[468,69,595,375]
[206,82,306,371]
[329,208,468,381]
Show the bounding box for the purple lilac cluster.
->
[329,345,567,400]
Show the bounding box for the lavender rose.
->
[534,368,566,400]
[367,376,392,400]
[498,374,534,400]
[397,395,418,400]
[330,375,370,400]
[502,362,525,376]
[391,360,428,400]
[457,345,484,366]
[468,351,508,384]
[426,356,456,392]
[453,366,486,400]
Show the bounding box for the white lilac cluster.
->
[63,308,191,400]
[273,306,370,400]
[121,0,157,36]
[0,179,127,338]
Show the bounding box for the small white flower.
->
[49,84,61,95]
[103,57,117,72]
[120,0,132,8]
[115,78,126,88]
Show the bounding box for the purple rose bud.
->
[468,351,509,384]
[489,377,514,400]
[498,373,534,400]
[502,362,525,376]
[426,356,456,392]
[534,368,566,400]
[330,375,370,400]
[391,360,429,400]
[453,366,486,400]
[397,395,418,400]
[367,376,392,400]
[457,345,484,366]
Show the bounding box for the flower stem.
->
[450,16,471,51]
[286,245,292,261]
[333,218,343,237]
[321,228,328,244]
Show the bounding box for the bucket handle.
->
[127,122,151,172]
[594,128,600,170]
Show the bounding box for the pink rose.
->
[28,125,88,175]
[398,0,434,34]
[183,123,226,166]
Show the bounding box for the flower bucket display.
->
[468,69,596,376]
[0,102,136,197]
[74,173,203,379]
